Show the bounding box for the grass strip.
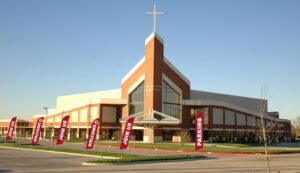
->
[0,143,205,163]
[0,142,130,158]
[87,154,204,164]
[95,142,300,154]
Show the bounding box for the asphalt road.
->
[1,146,300,173]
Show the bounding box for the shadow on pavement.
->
[0,170,14,173]
[110,156,216,165]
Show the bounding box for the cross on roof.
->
[146,1,164,33]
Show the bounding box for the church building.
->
[30,31,291,143]
[2,4,292,143]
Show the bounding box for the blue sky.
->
[0,0,299,120]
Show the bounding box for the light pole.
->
[43,107,48,140]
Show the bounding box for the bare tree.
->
[255,118,279,145]
[112,130,122,141]
[255,86,272,173]
[291,125,296,140]
[179,130,192,145]
[292,116,300,139]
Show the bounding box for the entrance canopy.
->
[120,109,180,125]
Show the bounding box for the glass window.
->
[129,82,144,115]
[225,110,235,125]
[213,108,223,124]
[237,113,246,125]
[162,80,181,119]
[247,116,255,126]
[191,108,209,124]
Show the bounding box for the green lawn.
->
[2,138,299,155]
[95,141,300,154]
[0,143,205,164]
[0,142,123,157]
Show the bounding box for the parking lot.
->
[1,146,300,173]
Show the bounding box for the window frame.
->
[128,81,145,115]
[162,80,181,119]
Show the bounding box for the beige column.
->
[76,127,80,138]
[26,130,28,139]
[67,128,71,140]
[86,128,89,139]
[77,110,81,139]
[96,127,100,140]
[144,128,154,143]
[43,129,46,139]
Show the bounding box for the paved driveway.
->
[1,146,300,173]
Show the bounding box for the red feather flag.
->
[56,115,70,145]
[120,117,134,150]
[6,117,17,141]
[32,117,44,144]
[86,118,100,149]
[195,112,204,150]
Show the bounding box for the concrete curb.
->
[82,162,108,166]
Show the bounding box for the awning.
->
[119,109,180,125]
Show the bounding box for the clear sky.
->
[0,0,299,121]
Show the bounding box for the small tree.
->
[112,130,122,141]
[292,116,300,139]
[255,86,275,173]
[179,130,192,145]
[255,118,279,145]
[291,125,296,140]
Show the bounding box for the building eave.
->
[121,56,145,84]
[145,32,164,45]
[164,57,190,85]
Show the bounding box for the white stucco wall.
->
[55,116,61,123]
[80,108,88,122]
[56,89,121,112]
[71,111,78,122]
[90,106,99,120]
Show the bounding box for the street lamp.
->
[43,107,48,140]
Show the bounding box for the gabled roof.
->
[121,32,190,85]
[145,32,164,45]
[121,56,145,84]
[164,57,190,84]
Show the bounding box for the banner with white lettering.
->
[120,117,134,150]
[6,117,17,141]
[195,112,204,150]
[32,117,44,144]
[86,118,100,149]
[56,115,70,145]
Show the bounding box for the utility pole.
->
[43,107,48,140]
